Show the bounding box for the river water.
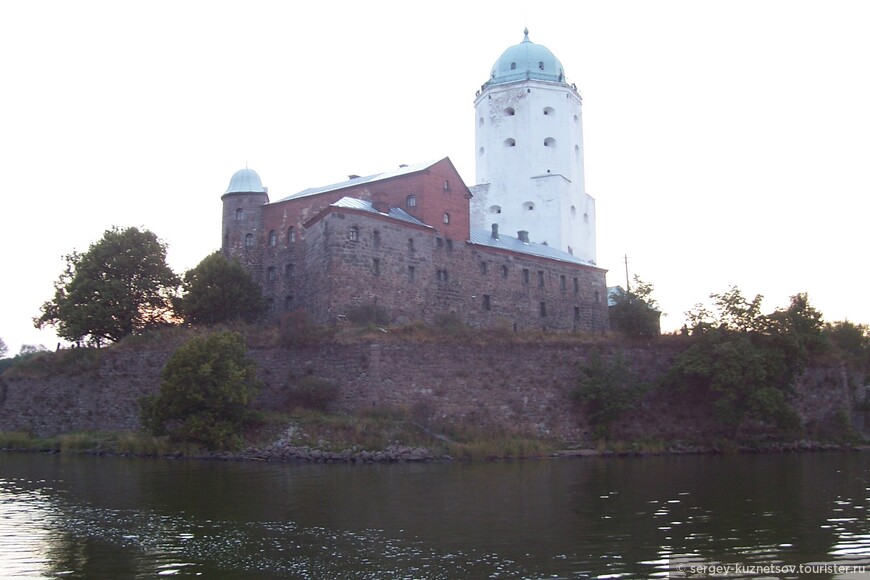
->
[0,451,868,579]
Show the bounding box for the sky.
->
[1,0,869,353]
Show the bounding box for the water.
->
[0,452,869,578]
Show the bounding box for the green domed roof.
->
[488,29,565,86]
[225,168,266,194]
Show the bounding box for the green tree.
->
[176,252,266,325]
[824,320,870,368]
[141,331,260,450]
[35,227,180,346]
[572,350,648,438]
[669,287,806,433]
[609,275,661,337]
[0,338,7,358]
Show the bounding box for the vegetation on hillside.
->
[176,251,267,325]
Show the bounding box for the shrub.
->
[284,376,339,411]
[572,351,648,438]
[141,331,260,450]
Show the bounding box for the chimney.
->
[491,223,499,240]
[518,230,529,243]
[348,174,360,180]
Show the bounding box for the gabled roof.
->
[469,228,598,268]
[276,159,444,203]
[330,197,431,228]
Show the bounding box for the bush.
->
[572,351,648,438]
[141,331,260,450]
[284,376,340,411]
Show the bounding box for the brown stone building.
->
[221,157,608,332]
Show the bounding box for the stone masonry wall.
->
[0,342,859,441]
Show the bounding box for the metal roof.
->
[276,159,442,203]
[468,227,596,267]
[225,168,266,194]
[330,197,431,228]
[487,29,566,87]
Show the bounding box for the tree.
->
[0,338,7,358]
[572,350,648,438]
[141,331,260,450]
[35,227,180,346]
[609,275,661,337]
[175,252,266,325]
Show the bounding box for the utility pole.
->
[624,254,630,293]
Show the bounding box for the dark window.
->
[483,295,491,311]
[349,227,359,242]
[372,258,380,276]
[436,238,444,248]
[574,306,580,321]
[539,61,544,70]
[267,266,276,281]
[235,208,243,221]
[408,238,415,252]
[510,62,516,70]
[269,230,277,246]
[286,263,295,278]
[373,230,381,248]
[540,302,547,317]
[437,270,449,282]
[538,270,545,287]
[573,277,579,293]
[480,262,488,275]
[501,265,509,278]
[560,275,567,291]
[285,295,294,310]
[446,239,453,250]
[408,266,415,282]
[523,269,530,284]
[245,233,254,247]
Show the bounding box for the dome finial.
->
[523,27,530,42]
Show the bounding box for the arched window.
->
[349,227,359,242]
[288,227,296,244]
[235,208,243,221]
[523,201,535,211]
[503,107,515,116]
[245,233,254,247]
[510,62,516,70]
[489,205,501,214]
[268,230,277,246]
[504,138,516,147]
[543,106,555,116]
[443,213,450,224]
[544,137,556,147]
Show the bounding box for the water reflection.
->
[0,453,868,578]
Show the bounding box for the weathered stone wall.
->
[0,342,859,441]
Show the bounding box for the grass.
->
[0,431,204,457]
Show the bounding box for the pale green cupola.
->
[487,28,565,86]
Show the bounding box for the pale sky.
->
[2,0,868,353]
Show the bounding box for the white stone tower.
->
[471,29,596,263]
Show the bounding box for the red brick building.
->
[221,157,608,332]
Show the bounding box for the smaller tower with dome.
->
[471,29,596,264]
[221,167,269,270]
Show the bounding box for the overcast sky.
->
[1,0,868,353]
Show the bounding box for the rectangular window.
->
[372,258,380,276]
[483,294,491,311]
[480,261,488,275]
[408,238,415,252]
[437,269,448,282]
[560,275,567,291]
[574,306,580,321]
[267,266,276,281]
[573,277,579,293]
[446,239,453,250]
[408,266,415,281]
[538,270,545,287]
[436,238,444,248]
[539,302,547,317]
[523,268,530,284]
[286,263,295,278]
[501,265,509,278]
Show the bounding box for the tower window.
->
[543,106,555,116]
[523,201,535,211]
[268,230,277,246]
[504,138,516,147]
[443,213,450,224]
[544,137,556,147]
[489,205,502,214]
[510,62,516,70]
[479,116,484,126]
[235,208,243,221]
[349,227,359,242]
[539,61,544,70]
[479,146,485,156]
[503,107,515,117]
[406,195,416,207]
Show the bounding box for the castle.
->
[221,30,609,332]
